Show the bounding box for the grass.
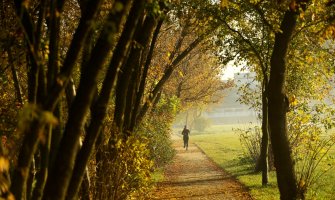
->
[305,146,335,200]
[191,124,335,200]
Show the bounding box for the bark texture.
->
[268,8,298,200]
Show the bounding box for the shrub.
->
[94,132,154,200]
[92,95,179,199]
[234,125,275,171]
[140,95,179,168]
[234,125,261,165]
[287,103,335,199]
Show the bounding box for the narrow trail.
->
[150,134,253,200]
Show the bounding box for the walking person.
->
[182,125,190,150]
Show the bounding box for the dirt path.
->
[150,134,253,200]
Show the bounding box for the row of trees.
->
[0,0,228,199]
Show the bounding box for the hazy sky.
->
[221,64,244,80]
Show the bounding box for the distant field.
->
[173,123,258,135]
[191,124,335,200]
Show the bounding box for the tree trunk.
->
[47,0,61,91]
[268,8,298,200]
[70,10,95,200]
[260,80,269,185]
[94,134,105,200]
[118,14,158,133]
[26,156,35,199]
[130,19,164,130]
[14,0,39,104]
[92,0,146,197]
[31,127,52,200]
[11,120,46,200]
[8,49,23,104]
[110,1,147,131]
[44,0,104,111]
[79,169,91,200]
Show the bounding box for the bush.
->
[94,132,154,200]
[234,125,261,165]
[146,129,175,168]
[93,95,179,199]
[140,95,179,168]
[287,103,335,199]
[234,125,275,171]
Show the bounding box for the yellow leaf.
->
[42,111,58,125]
[221,0,229,8]
[0,157,9,172]
[299,179,305,188]
[7,194,15,200]
[289,95,298,106]
[178,70,184,77]
[306,56,313,63]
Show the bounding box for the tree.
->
[211,0,280,185]
[268,1,308,199]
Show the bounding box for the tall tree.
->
[268,1,309,199]
[211,0,278,185]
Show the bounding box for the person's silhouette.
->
[181,125,190,150]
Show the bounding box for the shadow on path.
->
[150,134,253,200]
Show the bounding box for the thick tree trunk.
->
[47,0,61,91]
[75,20,95,200]
[268,9,298,200]
[78,169,90,200]
[117,14,158,133]
[108,1,147,131]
